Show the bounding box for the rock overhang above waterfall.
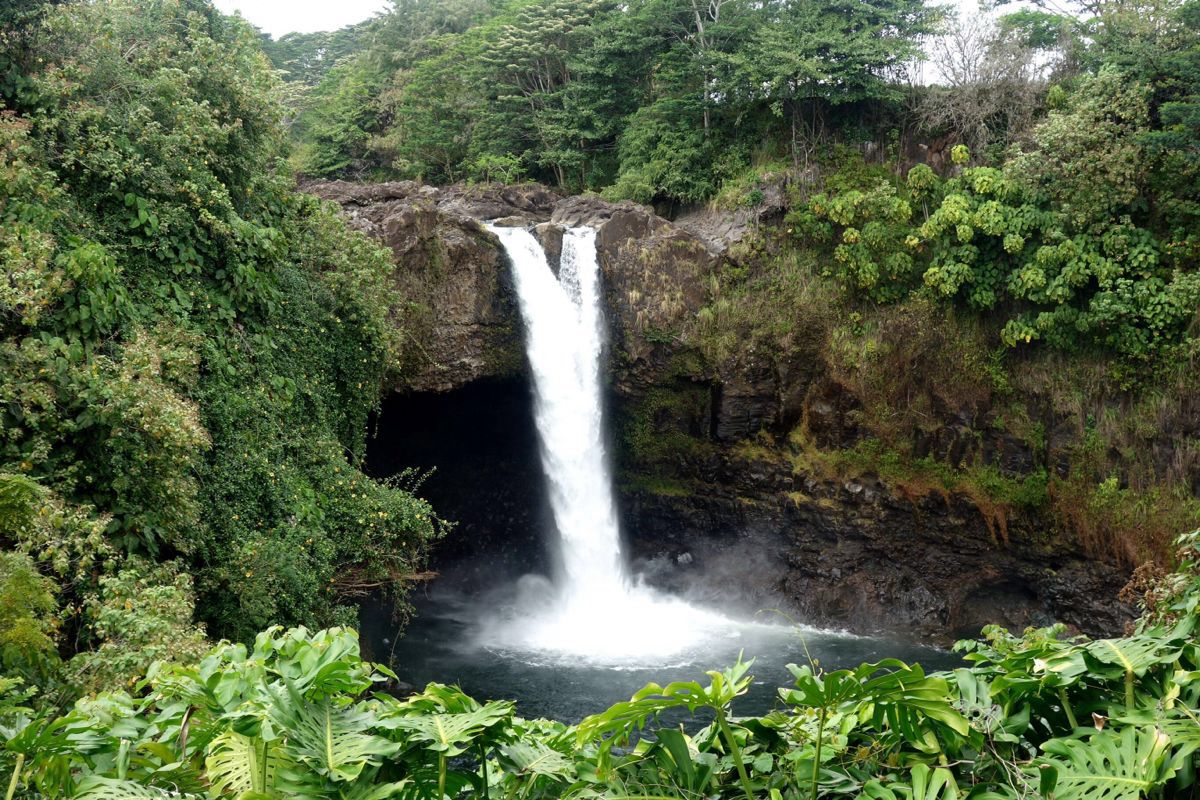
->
[306,178,721,395]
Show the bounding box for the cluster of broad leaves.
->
[1,0,440,669]
[2,532,1197,799]
[789,56,1200,374]
[774,0,1200,376]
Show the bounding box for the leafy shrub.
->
[1,0,440,647]
[2,528,1198,798]
[799,74,1200,376]
[468,152,527,184]
[65,558,208,694]
[0,551,58,681]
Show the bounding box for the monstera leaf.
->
[1115,704,1200,787]
[1087,637,1182,677]
[72,777,204,799]
[337,778,415,800]
[389,702,513,758]
[496,739,575,779]
[859,764,963,799]
[1036,726,1170,800]
[280,698,400,783]
[1085,636,1184,711]
[861,765,1020,800]
[257,626,383,699]
[1151,714,1200,789]
[204,730,301,799]
[784,659,970,751]
[575,658,754,747]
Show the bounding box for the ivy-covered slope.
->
[0,0,440,694]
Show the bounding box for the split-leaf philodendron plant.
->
[2,532,1198,799]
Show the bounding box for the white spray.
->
[485,225,728,664]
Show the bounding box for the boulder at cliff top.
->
[307,180,718,394]
[307,181,535,393]
[308,180,561,223]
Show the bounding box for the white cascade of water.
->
[485,224,730,664]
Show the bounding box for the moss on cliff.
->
[618,383,714,471]
[616,219,1199,571]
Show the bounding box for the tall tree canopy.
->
[293,0,940,199]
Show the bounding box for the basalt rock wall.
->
[312,179,1138,641]
[308,180,559,392]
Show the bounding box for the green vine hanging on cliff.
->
[0,0,442,688]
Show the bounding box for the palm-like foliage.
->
[1036,726,1170,800]
[2,531,1199,800]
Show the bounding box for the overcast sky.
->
[211,0,390,38]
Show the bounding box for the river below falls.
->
[362,582,962,723]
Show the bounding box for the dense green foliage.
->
[0,0,439,697]
[781,0,1197,375]
[2,3,1198,796]
[290,0,1200,376]
[1,530,1197,799]
[291,0,939,195]
[792,90,1200,376]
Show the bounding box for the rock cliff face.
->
[312,179,1137,640]
[621,446,1130,641]
[307,181,560,392]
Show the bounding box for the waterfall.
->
[494,227,626,601]
[485,224,726,664]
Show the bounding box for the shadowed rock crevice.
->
[365,376,551,580]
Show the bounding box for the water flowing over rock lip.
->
[484,222,758,662]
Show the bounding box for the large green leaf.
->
[860,764,963,799]
[204,731,296,799]
[575,659,754,747]
[388,704,512,758]
[1116,703,1200,785]
[280,698,400,783]
[1085,637,1182,678]
[73,777,203,799]
[339,778,416,800]
[1036,726,1170,800]
[643,728,716,795]
[783,659,970,752]
[496,739,575,779]
[257,627,386,699]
